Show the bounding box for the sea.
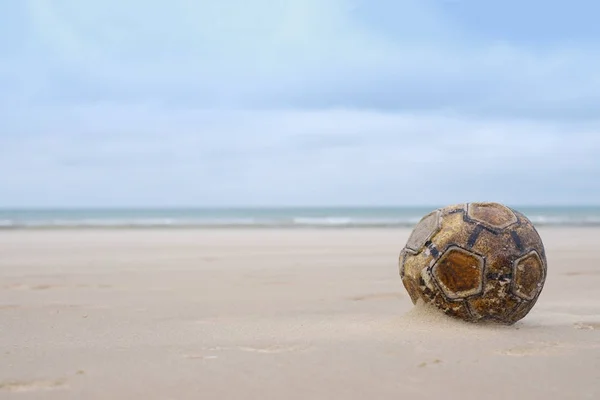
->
[0,206,599,229]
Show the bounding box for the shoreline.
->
[2,224,600,230]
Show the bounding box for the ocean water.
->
[0,206,599,228]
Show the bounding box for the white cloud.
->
[1,107,599,207]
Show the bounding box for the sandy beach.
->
[0,228,599,399]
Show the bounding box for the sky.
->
[1,0,600,207]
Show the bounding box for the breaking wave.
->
[0,212,599,229]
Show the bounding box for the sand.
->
[0,228,599,399]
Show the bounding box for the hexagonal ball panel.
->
[432,246,485,300]
[512,250,545,300]
[467,202,518,231]
[405,210,440,253]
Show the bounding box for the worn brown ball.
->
[399,202,547,324]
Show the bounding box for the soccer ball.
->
[399,202,547,324]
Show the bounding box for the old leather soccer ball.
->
[399,202,547,324]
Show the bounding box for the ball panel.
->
[467,228,514,275]
[402,251,434,282]
[468,295,522,322]
[469,230,517,288]
[401,249,436,305]
[432,246,484,300]
[398,248,407,278]
[430,296,474,321]
[431,209,472,253]
[511,215,547,262]
[442,203,467,214]
[401,276,422,305]
[512,250,545,301]
[508,300,537,322]
[405,210,440,253]
[466,202,518,231]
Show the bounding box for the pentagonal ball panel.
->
[432,246,485,300]
[512,250,545,300]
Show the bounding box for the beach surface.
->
[1,228,599,399]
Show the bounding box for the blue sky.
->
[1,0,599,207]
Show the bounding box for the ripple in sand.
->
[564,271,600,276]
[0,304,84,311]
[184,344,310,359]
[236,345,309,354]
[184,355,219,360]
[2,283,113,290]
[574,322,600,330]
[349,292,403,301]
[0,379,68,393]
[418,359,442,368]
[496,341,566,357]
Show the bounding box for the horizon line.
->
[1,204,599,210]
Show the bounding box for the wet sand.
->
[0,228,599,399]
